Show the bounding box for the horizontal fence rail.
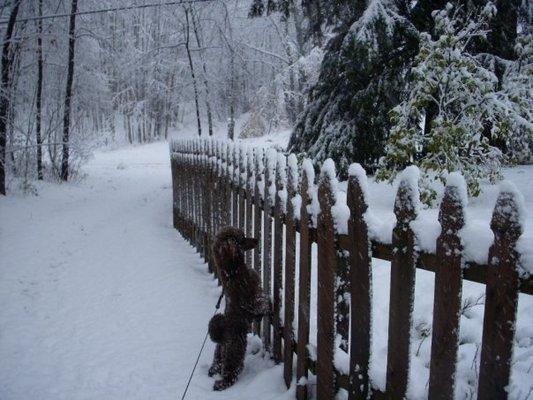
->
[169,138,532,400]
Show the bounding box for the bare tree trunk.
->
[0,0,20,195]
[184,6,202,137]
[36,0,44,180]
[191,8,213,136]
[60,0,79,181]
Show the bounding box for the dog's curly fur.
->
[207,227,270,391]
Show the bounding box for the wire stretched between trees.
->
[0,0,216,26]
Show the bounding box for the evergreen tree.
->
[376,3,532,205]
[284,0,526,176]
[288,0,419,174]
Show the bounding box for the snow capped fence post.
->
[316,159,338,400]
[254,148,264,276]
[428,173,467,400]
[347,164,372,400]
[171,150,179,230]
[262,148,277,352]
[246,148,254,268]
[239,145,246,234]
[194,141,201,252]
[386,166,420,398]
[283,154,299,388]
[232,142,239,227]
[253,148,264,336]
[224,142,232,227]
[296,159,314,400]
[477,183,524,400]
[273,152,287,363]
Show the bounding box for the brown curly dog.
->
[208,227,271,391]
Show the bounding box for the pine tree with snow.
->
[376,3,533,205]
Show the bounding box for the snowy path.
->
[0,143,291,400]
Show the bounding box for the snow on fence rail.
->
[169,138,532,400]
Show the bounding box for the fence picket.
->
[428,174,466,400]
[316,160,337,400]
[347,164,372,400]
[296,160,314,400]
[232,142,239,227]
[246,148,254,267]
[262,148,277,352]
[273,153,286,363]
[283,154,298,388]
[477,183,523,400]
[386,167,419,398]
[239,145,246,234]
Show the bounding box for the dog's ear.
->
[242,237,258,251]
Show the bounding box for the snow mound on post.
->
[394,165,421,214]
[302,159,319,226]
[266,148,278,204]
[446,171,468,208]
[348,162,369,202]
[320,159,350,234]
[277,153,287,212]
[498,180,526,227]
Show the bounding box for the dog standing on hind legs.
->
[208,227,271,391]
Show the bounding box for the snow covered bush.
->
[377,3,533,206]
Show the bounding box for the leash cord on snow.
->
[180,291,224,400]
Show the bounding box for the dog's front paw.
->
[213,378,235,391]
[208,364,221,377]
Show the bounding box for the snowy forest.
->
[1,0,533,399]
[0,0,531,198]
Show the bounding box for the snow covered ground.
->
[0,142,292,400]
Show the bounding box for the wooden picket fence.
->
[169,138,532,400]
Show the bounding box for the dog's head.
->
[213,227,258,271]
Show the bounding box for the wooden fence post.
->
[253,148,264,336]
[246,147,254,267]
[239,145,246,233]
[273,152,286,363]
[283,154,299,388]
[347,164,372,400]
[428,173,466,400]
[254,148,264,275]
[317,159,337,400]
[262,148,276,352]
[296,159,314,400]
[386,166,419,398]
[477,182,523,400]
[232,142,239,227]
[224,142,232,227]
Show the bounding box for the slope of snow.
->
[0,142,292,400]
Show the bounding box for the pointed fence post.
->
[428,173,466,400]
[239,145,246,233]
[386,166,419,398]
[283,154,299,388]
[253,148,264,336]
[224,142,232,227]
[273,152,286,363]
[347,164,372,400]
[171,151,179,230]
[296,159,314,400]
[232,142,239,227]
[477,183,523,400]
[246,147,254,267]
[262,148,277,352]
[316,159,337,400]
